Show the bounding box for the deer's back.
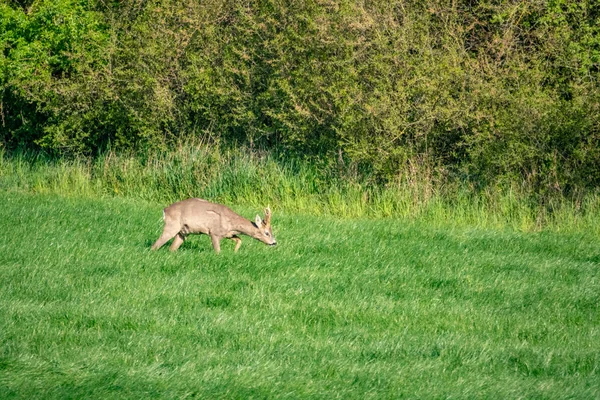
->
[165,198,242,235]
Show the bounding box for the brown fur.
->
[151,198,276,254]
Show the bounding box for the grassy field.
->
[0,190,599,398]
[3,149,600,233]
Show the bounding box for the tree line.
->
[1,0,599,196]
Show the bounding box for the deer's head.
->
[254,207,276,246]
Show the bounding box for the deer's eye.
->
[265,231,270,237]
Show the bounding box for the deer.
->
[151,198,276,254]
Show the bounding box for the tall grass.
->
[1,146,598,233]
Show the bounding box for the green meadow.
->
[1,190,598,398]
[3,1,600,397]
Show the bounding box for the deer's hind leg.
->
[210,235,222,254]
[151,223,180,250]
[169,233,186,251]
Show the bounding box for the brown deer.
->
[151,198,276,253]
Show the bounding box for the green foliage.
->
[1,0,109,150]
[1,0,599,194]
[1,191,599,398]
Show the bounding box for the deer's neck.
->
[234,219,260,237]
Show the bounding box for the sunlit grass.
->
[0,191,598,398]
[1,147,599,233]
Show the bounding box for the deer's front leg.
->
[230,236,242,252]
[210,235,221,254]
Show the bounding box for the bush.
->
[1,0,599,196]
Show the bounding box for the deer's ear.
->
[255,215,263,227]
[264,206,271,224]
